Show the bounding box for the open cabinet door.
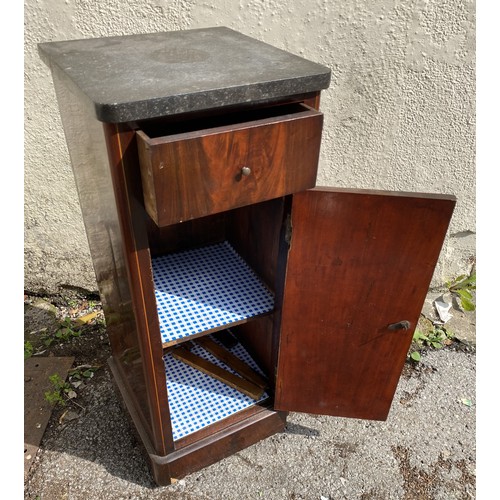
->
[274,187,455,421]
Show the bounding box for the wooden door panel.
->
[274,187,455,420]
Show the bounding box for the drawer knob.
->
[241,166,252,177]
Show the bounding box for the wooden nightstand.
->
[39,27,455,486]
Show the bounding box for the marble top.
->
[38,27,331,123]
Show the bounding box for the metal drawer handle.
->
[388,320,411,331]
[241,166,252,176]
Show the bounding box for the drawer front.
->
[137,104,323,227]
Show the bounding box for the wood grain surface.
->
[171,346,265,400]
[275,187,456,421]
[136,103,323,226]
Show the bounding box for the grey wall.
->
[24,0,475,293]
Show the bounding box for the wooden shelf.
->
[164,335,269,441]
[152,241,274,347]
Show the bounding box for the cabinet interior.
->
[137,102,311,139]
[145,197,287,443]
[163,332,271,441]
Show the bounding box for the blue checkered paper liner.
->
[164,335,269,441]
[152,241,274,345]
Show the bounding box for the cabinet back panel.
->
[226,198,284,291]
[231,317,275,390]
[226,198,285,381]
[146,199,283,399]
[148,212,227,257]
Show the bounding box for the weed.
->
[409,325,455,362]
[24,340,33,360]
[68,365,99,385]
[44,373,75,407]
[66,298,80,309]
[413,326,453,350]
[42,317,81,347]
[410,351,421,362]
[446,268,476,312]
[44,366,100,407]
[409,270,475,362]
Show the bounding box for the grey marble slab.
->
[39,27,331,123]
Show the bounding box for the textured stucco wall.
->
[24,0,475,293]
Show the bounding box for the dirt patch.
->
[392,445,475,500]
[24,290,110,366]
[24,289,113,485]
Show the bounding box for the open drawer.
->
[136,103,323,227]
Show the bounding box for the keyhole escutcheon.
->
[388,320,411,331]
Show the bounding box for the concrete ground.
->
[24,294,476,499]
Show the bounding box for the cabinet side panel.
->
[50,67,168,453]
[104,123,173,455]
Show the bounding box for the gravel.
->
[24,347,476,499]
